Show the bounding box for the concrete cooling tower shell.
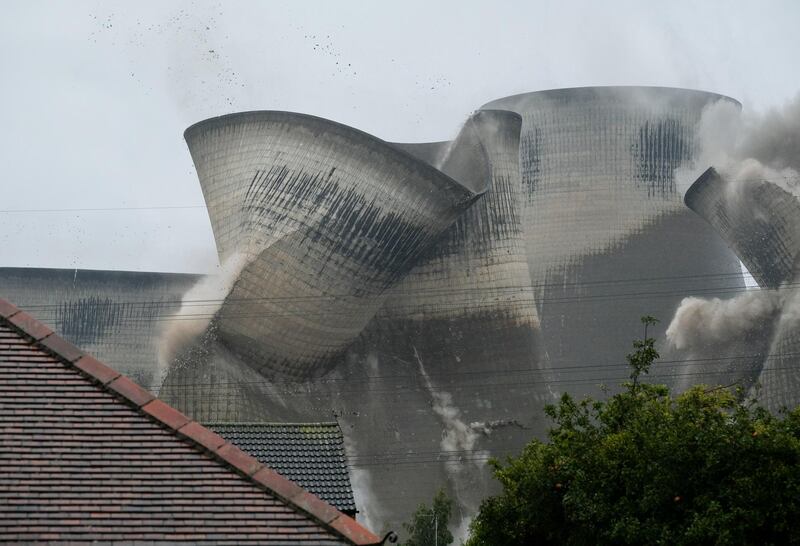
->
[483,87,746,394]
[185,111,482,378]
[391,141,450,167]
[332,109,549,525]
[685,167,800,290]
[761,311,800,412]
[381,110,540,340]
[0,268,198,388]
[165,109,550,531]
[685,167,800,411]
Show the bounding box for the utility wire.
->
[10,267,758,311]
[13,281,786,325]
[154,366,798,400]
[0,176,796,214]
[152,350,800,391]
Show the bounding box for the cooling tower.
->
[392,140,450,167]
[184,111,481,378]
[163,109,549,532]
[483,87,746,394]
[685,167,800,289]
[327,109,549,530]
[376,110,545,398]
[0,267,198,387]
[685,167,800,410]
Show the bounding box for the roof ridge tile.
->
[107,375,156,407]
[7,310,54,341]
[0,296,383,546]
[0,298,20,319]
[74,355,122,385]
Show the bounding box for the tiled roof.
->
[207,423,358,516]
[0,298,382,545]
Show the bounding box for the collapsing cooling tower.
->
[184,111,482,378]
[379,110,544,387]
[685,167,800,290]
[685,167,800,410]
[483,87,746,394]
[333,109,549,526]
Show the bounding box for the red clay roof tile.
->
[37,333,85,362]
[179,421,228,452]
[107,375,156,407]
[253,465,307,501]
[0,297,383,545]
[7,310,54,340]
[73,354,121,385]
[215,441,265,476]
[0,298,20,318]
[141,399,192,430]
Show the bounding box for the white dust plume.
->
[341,431,382,534]
[668,94,800,373]
[676,93,800,198]
[412,346,487,544]
[666,290,781,352]
[153,252,248,391]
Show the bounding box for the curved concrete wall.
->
[391,141,450,167]
[164,109,549,532]
[381,110,541,356]
[185,111,481,378]
[685,167,800,410]
[340,109,548,527]
[483,87,746,395]
[760,312,800,412]
[685,167,800,289]
[0,268,198,387]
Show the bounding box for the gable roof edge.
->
[0,297,384,546]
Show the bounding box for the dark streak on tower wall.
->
[685,167,800,410]
[483,87,746,395]
[184,111,482,378]
[338,110,548,527]
[686,168,800,289]
[0,267,198,388]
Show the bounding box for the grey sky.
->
[1,0,798,273]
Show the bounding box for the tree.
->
[467,317,800,545]
[401,488,454,546]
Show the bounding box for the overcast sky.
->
[1,0,799,273]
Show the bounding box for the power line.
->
[155,365,798,401]
[153,350,796,391]
[14,279,786,325]
[10,267,756,313]
[0,176,796,214]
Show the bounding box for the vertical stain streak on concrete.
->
[483,87,746,397]
[0,268,197,388]
[346,110,548,525]
[686,168,800,290]
[184,111,481,378]
[685,167,800,410]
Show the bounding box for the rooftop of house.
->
[0,297,384,545]
[206,422,358,516]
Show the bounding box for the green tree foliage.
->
[402,488,454,546]
[467,318,800,545]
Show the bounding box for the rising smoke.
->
[666,291,781,352]
[340,430,383,533]
[412,345,490,543]
[676,94,800,198]
[668,93,800,375]
[154,252,248,391]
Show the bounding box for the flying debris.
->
[7,86,800,534]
